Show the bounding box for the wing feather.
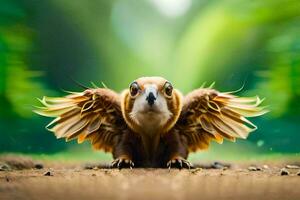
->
[34,88,126,152]
[176,88,268,152]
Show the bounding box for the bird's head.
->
[121,77,182,135]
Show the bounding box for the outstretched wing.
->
[175,88,268,152]
[34,88,126,152]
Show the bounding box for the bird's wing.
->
[34,88,126,152]
[175,88,268,152]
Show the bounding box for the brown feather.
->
[34,88,126,152]
[176,88,268,152]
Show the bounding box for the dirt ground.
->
[1,158,300,200]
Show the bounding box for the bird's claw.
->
[110,157,134,169]
[167,157,192,170]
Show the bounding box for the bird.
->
[34,76,268,169]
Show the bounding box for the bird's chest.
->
[130,107,172,164]
[135,133,166,167]
[133,125,165,166]
[135,112,169,135]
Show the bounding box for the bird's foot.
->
[110,156,134,169]
[167,156,193,170]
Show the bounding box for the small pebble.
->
[191,168,202,174]
[43,171,53,176]
[286,165,300,169]
[248,166,262,171]
[280,168,289,176]
[92,174,96,177]
[35,163,44,169]
[222,167,228,171]
[5,176,10,182]
[263,165,269,169]
[83,164,93,170]
[0,163,11,171]
[256,167,262,171]
[248,166,258,171]
[297,171,300,176]
[212,162,225,169]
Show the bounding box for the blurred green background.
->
[0,0,299,162]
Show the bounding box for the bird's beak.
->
[145,85,157,107]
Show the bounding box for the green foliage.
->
[0,0,59,153]
[0,0,48,118]
[254,21,300,116]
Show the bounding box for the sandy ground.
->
[1,158,300,200]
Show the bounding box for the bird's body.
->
[35,76,267,168]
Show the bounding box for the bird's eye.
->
[164,82,173,97]
[129,82,140,97]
